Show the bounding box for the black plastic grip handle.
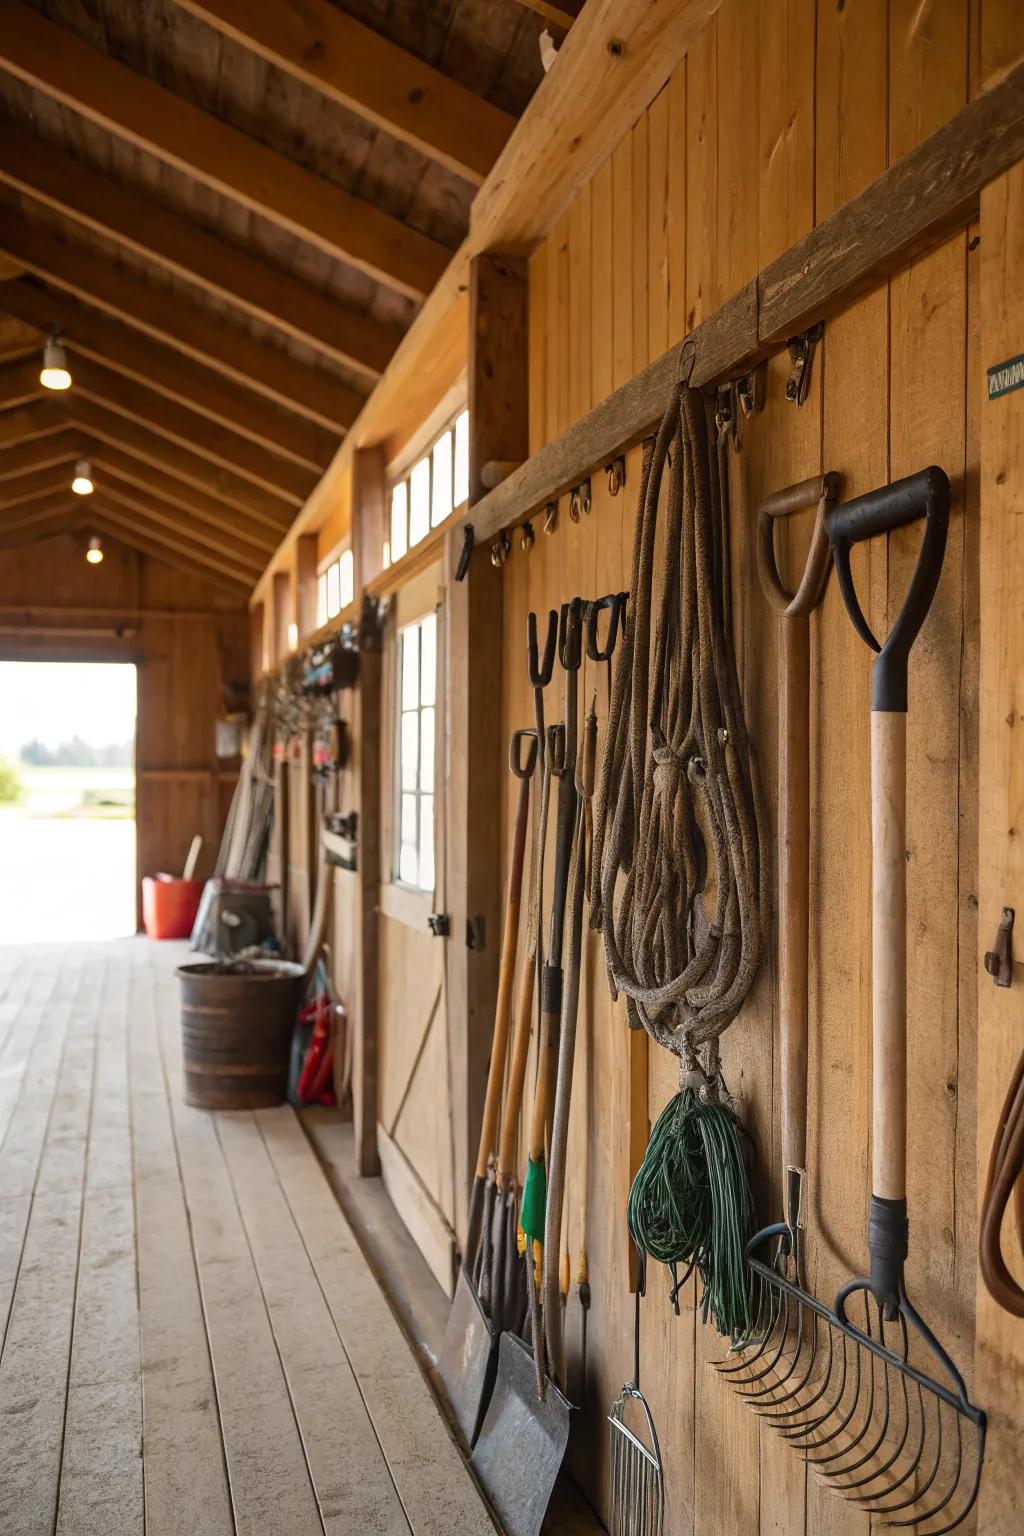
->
[527,609,557,688]
[825,466,950,712]
[585,591,628,662]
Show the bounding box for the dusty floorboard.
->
[0,939,496,1536]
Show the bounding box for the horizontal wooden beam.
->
[462,57,1024,547]
[0,126,400,382]
[0,398,68,447]
[83,447,278,555]
[90,497,257,587]
[67,358,315,505]
[0,354,42,408]
[0,509,79,548]
[175,0,514,187]
[510,0,580,31]
[0,463,80,510]
[0,488,76,531]
[68,399,293,532]
[0,427,79,479]
[0,214,365,431]
[0,0,449,301]
[98,481,266,574]
[89,510,251,596]
[0,280,338,470]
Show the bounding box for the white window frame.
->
[392,608,438,895]
[316,543,355,629]
[385,406,469,570]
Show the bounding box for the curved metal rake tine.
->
[834,1359,913,1492]
[862,1391,951,1524]
[768,1315,838,1432]
[794,1330,864,1454]
[734,1298,800,1395]
[753,1309,824,1416]
[715,1281,785,1377]
[739,1300,811,1404]
[779,1324,846,1441]
[815,1342,890,1477]
[809,1331,880,1470]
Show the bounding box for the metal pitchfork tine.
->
[719,469,985,1536]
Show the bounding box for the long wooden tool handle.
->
[871,711,907,1202]
[496,952,535,1184]
[529,1005,560,1163]
[779,618,810,1174]
[474,773,531,1180]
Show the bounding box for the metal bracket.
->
[785,322,824,406]
[427,912,451,938]
[715,384,737,448]
[569,479,592,523]
[519,519,535,552]
[490,528,511,567]
[984,906,1015,987]
[454,523,474,582]
[466,915,486,950]
[543,500,559,535]
[736,362,767,418]
[605,456,626,496]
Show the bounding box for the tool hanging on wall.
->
[980,995,1024,1316]
[591,365,769,1339]
[439,727,537,1446]
[739,468,984,1533]
[608,1251,664,1536]
[715,473,838,1389]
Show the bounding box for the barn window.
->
[316,546,354,628]
[394,610,437,892]
[385,408,469,568]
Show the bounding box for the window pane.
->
[338,548,354,608]
[401,626,420,709]
[400,711,419,791]
[453,409,469,507]
[401,793,417,844]
[390,482,408,562]
[399,841,418,886]
[326,562,341,619]
[409,457,430,546]
[316,573,328,627]
[432,430,453,527]
[419,612,436,707]
[420,706,435,793]
[419,796,435,892]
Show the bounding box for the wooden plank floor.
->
[0,939,497,1536]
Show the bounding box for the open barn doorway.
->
[0,661,138,942]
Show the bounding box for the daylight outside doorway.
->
[0,661,137,943]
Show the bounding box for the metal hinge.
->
[427,912,451,938]
[984,907,1015,987]
[466,915,486,950]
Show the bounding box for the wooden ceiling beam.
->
[0,487,75,529]
[0,354,43,409]
[67,358,315,505]
[0,463,82,510]
[0,280,339,470]
[0,428,80,480]
[91,497,257,588]
[83,448,279,556]
[0,510,78,549]
[0,399,69,448]
[98,481,267,574]
[89,511,249,597]
[0,127,400,383]
[0,0,449,301]
[0,214,365,431]
[174,0,514,188]
[68,398,293,531]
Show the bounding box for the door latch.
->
[984,907,1015,987]
[427,912,451,938]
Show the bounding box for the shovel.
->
[439,727,537,1446]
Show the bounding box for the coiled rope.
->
[592,376,769,1338]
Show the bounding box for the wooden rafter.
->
[90,497,257,588]
[67,358,316,505]
[0,428,79,479]
[98,481,266,574]
[83,449,278,556]
[69,398,292,531]
[0,0,450,301]
[0,281,339,469]
[0,127,400,383]
[0,488,75,530]
[174,0,514,188]
[0,509,77,548]
[0,463,80,510]
[0,355,42,409]
[89,513,249,597]
[0,216,365,431]
[510,0,580,30]
[0,399,68,447]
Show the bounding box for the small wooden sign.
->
[987,353,1024,400]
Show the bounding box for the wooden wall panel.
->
[497,2,996,1531]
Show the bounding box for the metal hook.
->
[786,322,824,406]
[490,529,511,567]
[519,519,535,552]
[605,456,626,496]
[543,500,559,535]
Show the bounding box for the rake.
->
[716,468,985,1534]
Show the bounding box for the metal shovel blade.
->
[471,1330,572,1536]
[439,1266,497,1447]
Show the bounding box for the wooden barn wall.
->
[0,530,248,903]
[491,3,1020,1532]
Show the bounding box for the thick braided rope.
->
[593,384,769,1060]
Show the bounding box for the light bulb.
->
[287,621,299,651]
[71,458,94,496]
[85,535,103,565]
[40,336,72,391]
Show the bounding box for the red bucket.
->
[142,875,204,940]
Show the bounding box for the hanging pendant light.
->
[85,535,103,565]
[71,458,94,495]
[40,332,72,391]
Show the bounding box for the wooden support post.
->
[271,569,290,668]
[293,533,318,645]
[249,600,265,682]
[445,251,529,1246]
[351,445,387,595]
[351,605,382,1176]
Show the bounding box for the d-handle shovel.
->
[439,728,537,1447]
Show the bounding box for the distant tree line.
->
[19,736,134,768]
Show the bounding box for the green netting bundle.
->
[627,1087,756,1341]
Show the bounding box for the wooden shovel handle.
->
[496,953,535,1183]
[529,1002,560,1163]
[474,771,531,1180]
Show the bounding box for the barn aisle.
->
[0,939,495,1536]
